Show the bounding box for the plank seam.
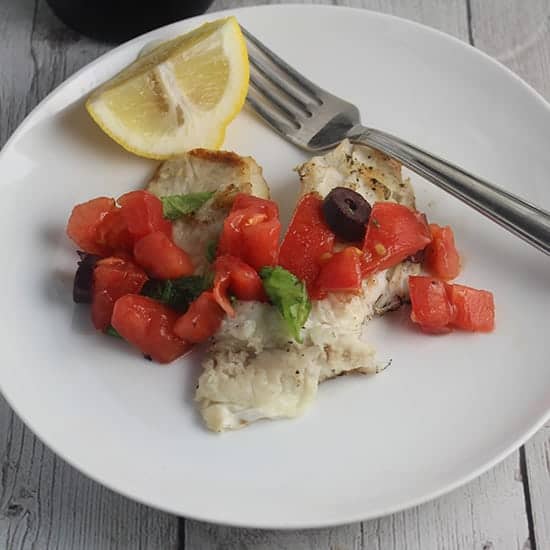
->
[177,517,186,550]
[520,446,538,550]
[465,0,474,45]
[28,0,40,109]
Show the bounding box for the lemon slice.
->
[86,17,249,159]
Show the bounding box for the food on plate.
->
[424,224,461,280]
[409,276,494,333]
[85,17,249,159]
[147,148,269,274]
[322,187,372,242]
[66,140,495,432]
[195,140,425,431]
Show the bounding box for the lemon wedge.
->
[86,17,249,159]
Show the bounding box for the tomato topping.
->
[118,190,172,240]
[408,276,454,333]
[218,193,281,270]
[174,292,226,343]
[95,208,134,253]
[313,247,363,299]
[424,224,460,280]
[278,193,335,291]
[133,231,194,279]
[447,284,495,332]
[91,257,148,330]
[409,276,495,334]
[212,255,266,315]
[111,294,190,363]
[362,203,431,277]
[66,197,117,255]
[232,194,279,218]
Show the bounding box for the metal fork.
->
[243,28,550,255]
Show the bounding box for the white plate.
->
[1,4,550,529]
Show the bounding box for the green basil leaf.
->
[259,266,311,343]
[141,274,213,313]
[161,192,215,220]
[106,325,123,339]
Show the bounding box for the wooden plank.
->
[0,1,179,548]
[468,3,550,547]
[469,0,550,99]
[185,453,529,550]
[187,1,530,547]
[210,0,469,38]
[525,423,550,549]
[363,453,529,550]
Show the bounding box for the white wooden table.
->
[1,0,549,548]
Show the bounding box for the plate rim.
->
[2,3,550,529]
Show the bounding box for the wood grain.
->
[0,2,179,549]
[525,423,550,550]
[185,454,528,550]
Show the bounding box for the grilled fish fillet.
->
[196,140,421,432]
[147,148,269,274]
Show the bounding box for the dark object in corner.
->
[46,0,215,43]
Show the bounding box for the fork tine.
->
[246,91,297,137]
[249,71,302,126]
[242,27,324,104]
[248,53,314,116]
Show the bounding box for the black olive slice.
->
[73,252,101,303]
[322,187,372,242]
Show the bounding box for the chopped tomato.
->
[111,294,191,363]
[96,208,134,253]
[212,255,266,315]
[409,276,495,334]
[278,193,335,291]
[91,257,148,330]
[232,194,279,219]
[424,224,460,280]
[66,197,116,255]
[218,193,281,270]
[133,231,194,279]
[118,190,172,240]
[408,276,454,333]
[313,247,363,299]
[173,292,226,343]
[447,284,495,332]
[362,203,431,277]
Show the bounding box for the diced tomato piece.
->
[118,190,172,240]
[409,276,495,334]
[96,208,134,253]
[362,203,431,277]
[313,247,363,299]
[91,257,148,330]
[232,194,279,219]
[212,269,233,316]
[66,197,117,255]
[111,294,191,363]
[409,276,454,333]
[241,217,281,270]
[133,231,194,279]
[212,255,266,315]
[278,193,335,291]
[447,284,495,332]
[218,193,281,270]
[173,292,226,343]
[424,224,460,280]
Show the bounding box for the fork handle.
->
[351,127,550,255]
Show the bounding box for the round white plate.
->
[1,4,549,529]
